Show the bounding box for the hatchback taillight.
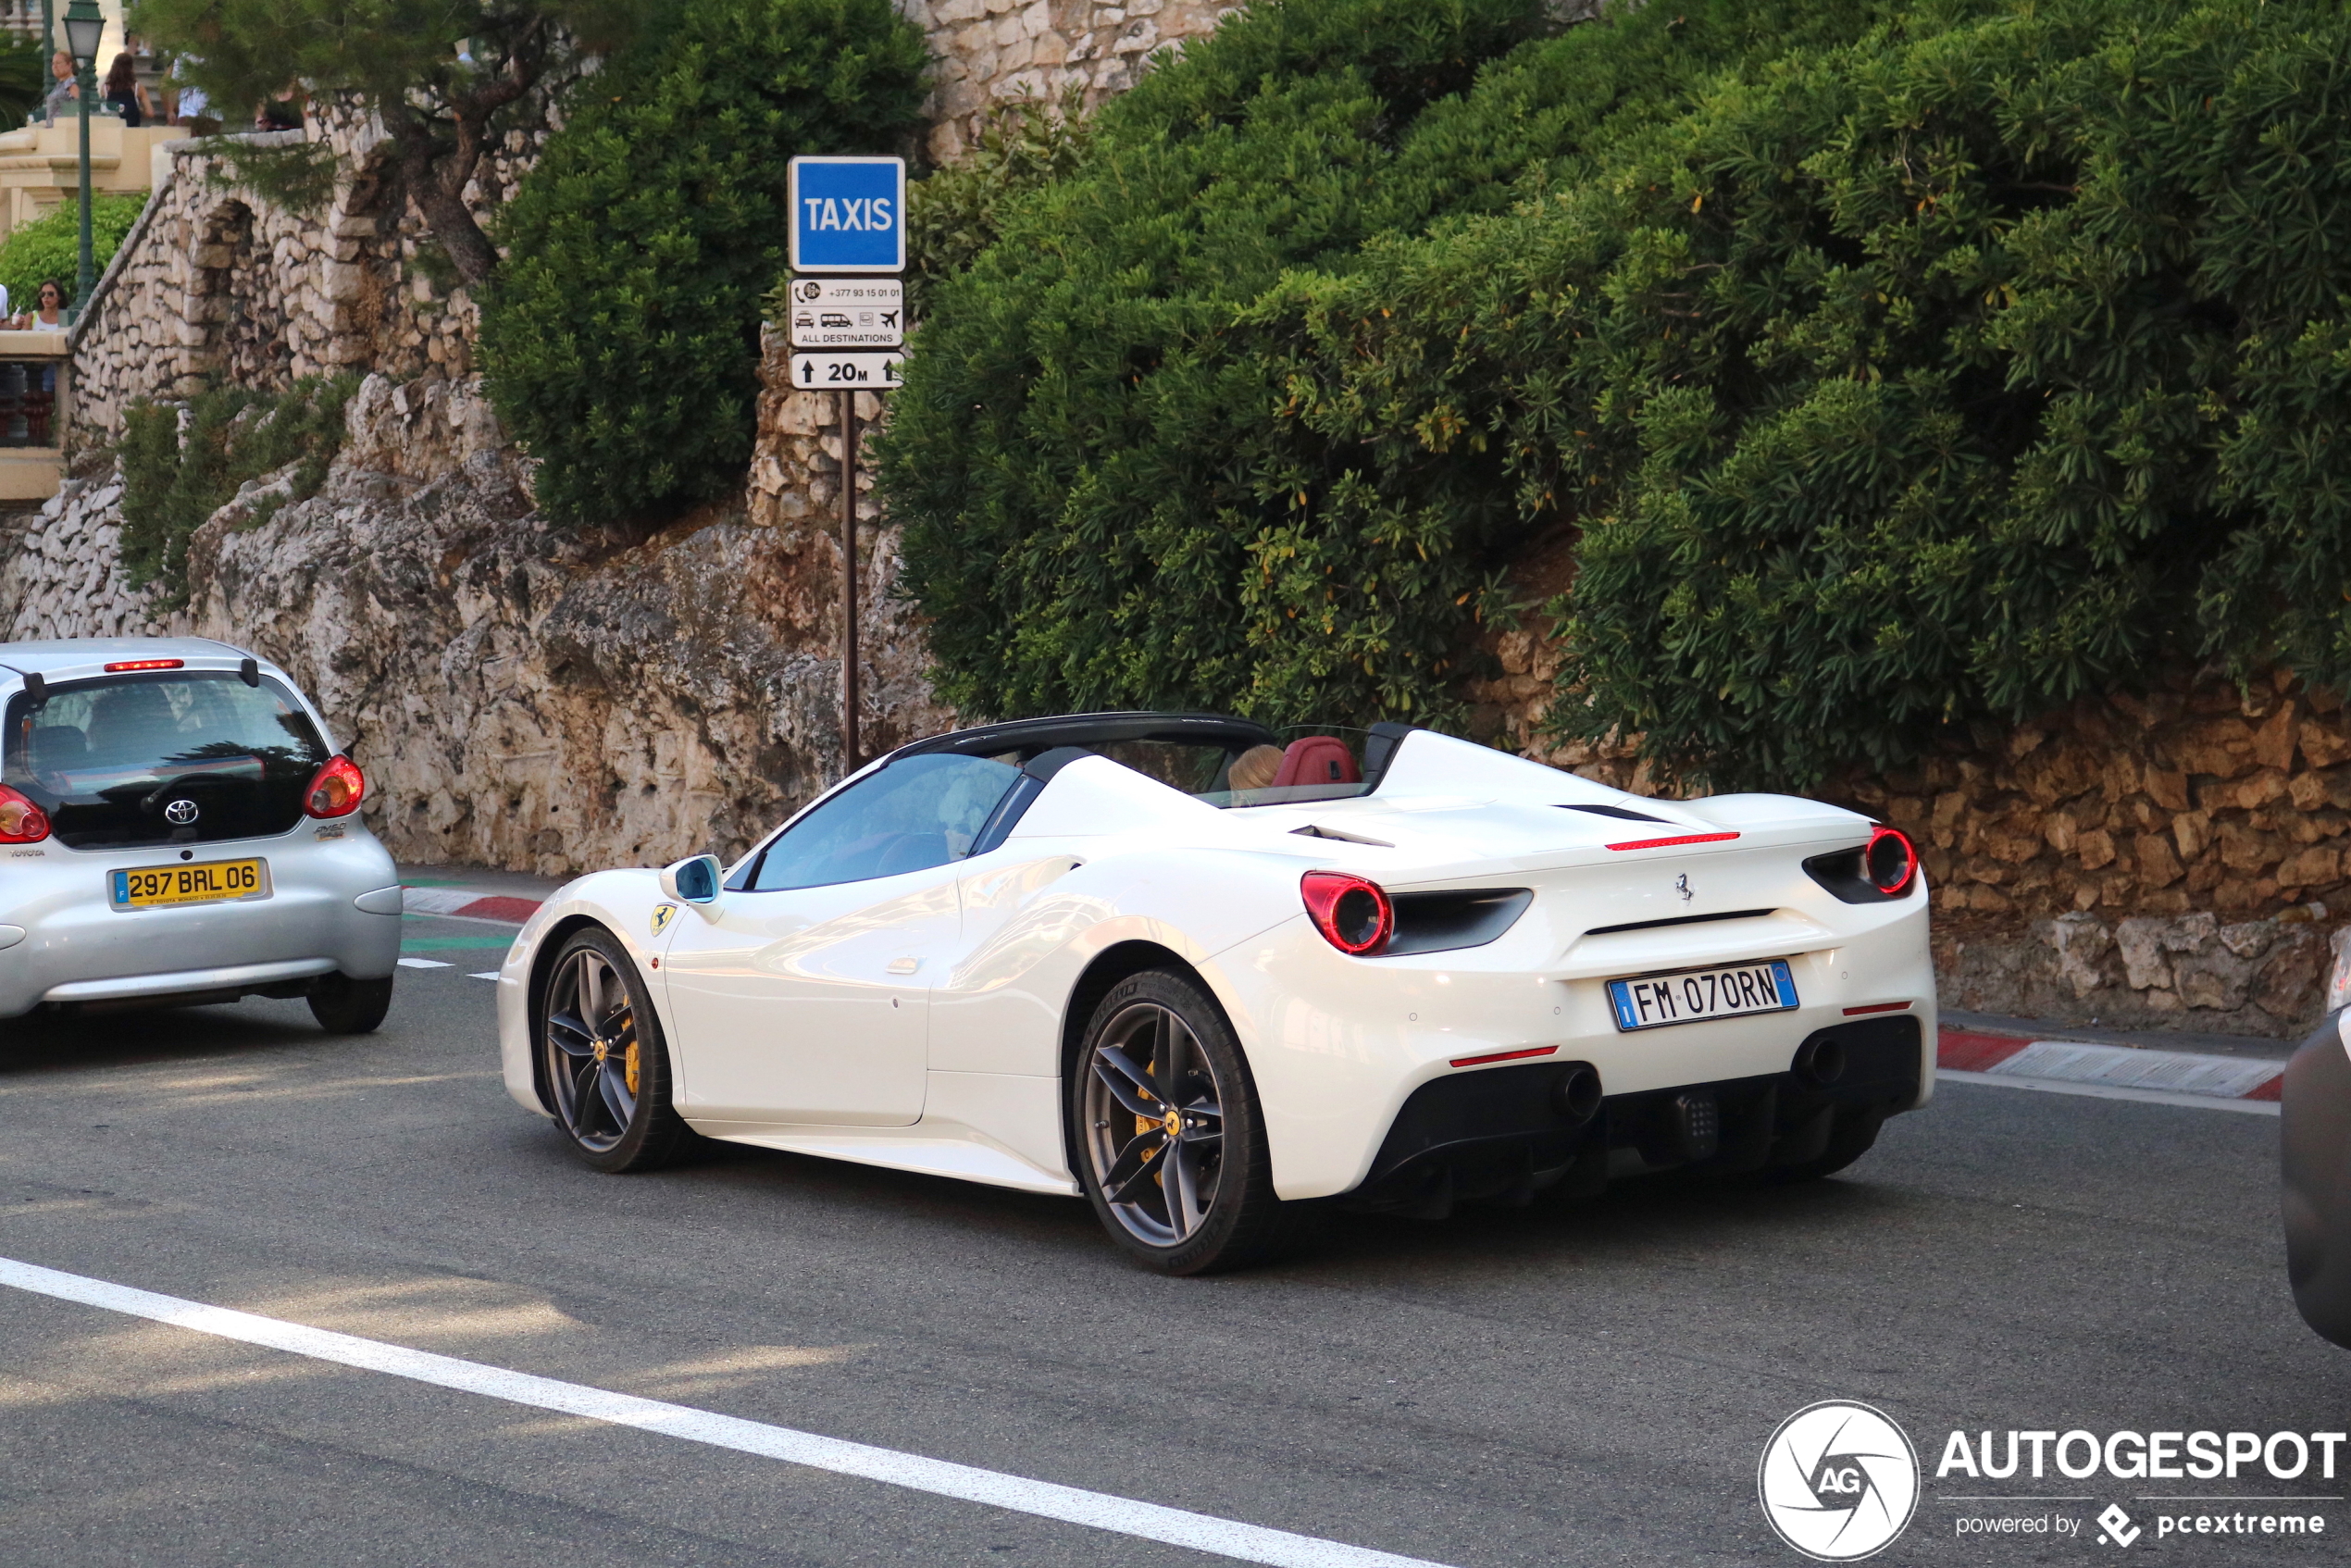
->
[305,755,365,818]
[0,783,48,843]
[1301,870,1393,956]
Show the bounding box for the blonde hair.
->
[1227,744,1284,792]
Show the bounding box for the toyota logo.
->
[163,799,200,826]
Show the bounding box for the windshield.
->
[749,752,1022,891]
[4,671,331,849]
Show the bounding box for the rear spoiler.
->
[0,656,261,700]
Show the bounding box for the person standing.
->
[102,53,153,127]
[41,51,75,124]
[255,83,303,131]
[167,56,216,131]
[15,280,67,330]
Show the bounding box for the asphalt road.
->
[0,911,2343,1566]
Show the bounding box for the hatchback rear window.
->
[4,672,331,849]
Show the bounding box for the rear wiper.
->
[139,765,263,814]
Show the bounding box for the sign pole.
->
[840,387,860,771]
[787,153,904,778]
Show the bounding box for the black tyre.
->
[1766,1111,1883,1183]
[1070,968,1300,1275]
[2283,1012,2351,1348]
[538,927,693,1174]
[308,973,393,1034]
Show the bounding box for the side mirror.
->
[659,853,724,915]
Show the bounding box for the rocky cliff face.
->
[1,353,950,876]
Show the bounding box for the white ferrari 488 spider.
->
[496,713,1934,1273]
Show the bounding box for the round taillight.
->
[305,755,366,818]
[0,783,49,843]
[1864,825,1917,896]
[1300,870,1393,956]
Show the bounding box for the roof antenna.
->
[21,670,43,702]
[239,657,259,687]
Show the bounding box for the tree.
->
[128,0,651,285]
[479,0,926,526]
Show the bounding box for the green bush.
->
[0,193,147,317]
[118,376,358,604]
[480,0,927,528]
[896,92,1089,322]
[877,0,1886,729]
[1287,0,2351,786]
[888,0,2351,790]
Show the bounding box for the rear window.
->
[1192,727,1379,808]
[4,671,331,849]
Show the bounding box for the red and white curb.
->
[398,886,543,979]
[399,886,546,924]
[1938,1028,2284,1115]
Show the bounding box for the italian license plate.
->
[1608,960,1797,1032]
[110,859,269,909]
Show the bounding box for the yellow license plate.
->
[110,859,268,908]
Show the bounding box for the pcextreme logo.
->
[1760,1400,1922,1561]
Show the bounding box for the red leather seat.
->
[1272,736,1361,789]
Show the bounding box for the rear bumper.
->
[0,828,402,1017]
[1206,893,1934,1201]
[1346,1015,1922,1212]
[44,957,340,1009]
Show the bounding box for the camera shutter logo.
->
[164,799,199,826]
[1758,1400,1920,1561]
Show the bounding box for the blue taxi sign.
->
[788,156,906,274]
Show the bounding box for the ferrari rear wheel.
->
[1073,969,1298,1275]
[540,927,692,1174]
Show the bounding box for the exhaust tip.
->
[1795,1035,1847,1087]
[1555,1064,1602,1124]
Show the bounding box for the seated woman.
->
[1227,744,1285,792]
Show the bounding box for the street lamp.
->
[62,0,100,322]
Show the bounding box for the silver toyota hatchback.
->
[0,637,403,1031]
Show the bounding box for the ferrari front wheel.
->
[1072,968,1298,1275]
[539,927,692,1174]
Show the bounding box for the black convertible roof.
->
[887,711,1281,765]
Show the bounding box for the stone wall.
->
[902,0,1238,161]
[1504,660,2351,926]
[1932,910,2346,1037]
[65,103,559,445]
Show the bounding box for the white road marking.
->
[468,972,500,981]
[0,1255,1450,1568]
[395,957,451,969]
[1938,1067,2281,1116]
